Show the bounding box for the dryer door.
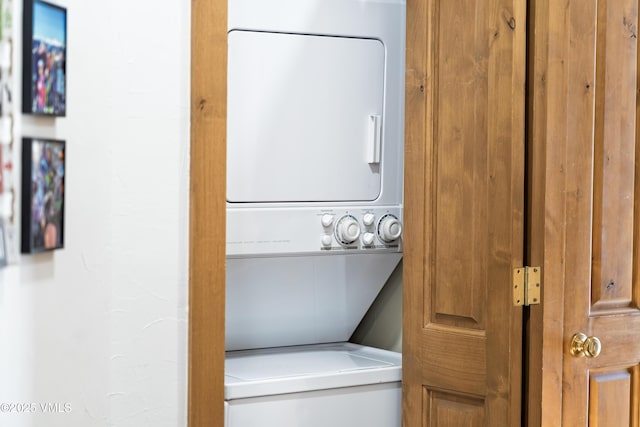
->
[227,30,385,203]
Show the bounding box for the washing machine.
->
[225,0,405,425]
[224,343,401,427]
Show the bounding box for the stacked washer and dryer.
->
[224,0,405,425]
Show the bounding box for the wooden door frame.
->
[188,0,553,426]
[525,0,569,424]
[189,0,227,426]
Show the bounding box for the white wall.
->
[0,0,403,424]
[0,0,190,426]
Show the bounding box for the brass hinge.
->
[513,266,541,306]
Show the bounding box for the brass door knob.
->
[570,333,602,358]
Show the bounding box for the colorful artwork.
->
[22,0,66,116]
[0,143,13,201]
[0,0,13,41]
[0,144,3,194]
[0,219,7,267]
[0,0,14,263]
[21,138,64,253]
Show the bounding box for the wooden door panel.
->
[531,0,640,424]
[419,329,486,395]
[564,0,640,424]
[591,316,640,365]
[591,0,638,313]
[588,368,636,427]
[403,0,525,425]
[432,0,489,331]
[425,390,484,427]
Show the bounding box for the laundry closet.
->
[223,0,406,425]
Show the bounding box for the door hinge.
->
[513,266,541,306]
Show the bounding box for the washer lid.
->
[224,342,402,400]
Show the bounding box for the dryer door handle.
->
[367,114,382,164]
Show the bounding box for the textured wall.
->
[0,0,190,426]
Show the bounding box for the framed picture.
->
[21,137,65,253]
[0,142,3,194]
[0,219,7,267]
[22,0,66,116]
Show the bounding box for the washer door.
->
[227,30,385,203]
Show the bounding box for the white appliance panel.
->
[225,343,401,427]
[227,31,385,203]
[225,343,401,399]
[227,349,391,381]
[225,253,401,351]
[226,206,402,257]
[226,382,401,427]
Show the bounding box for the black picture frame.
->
[22,0,66,116]
[21,137,65,253]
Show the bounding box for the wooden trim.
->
[189,0,227,426]
[525,0,545,423]
[402,0,429,424]
[526,0,568,424]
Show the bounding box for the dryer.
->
[225,0,405,425]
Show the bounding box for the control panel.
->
[227,206,402,257]
[320,212,402,251]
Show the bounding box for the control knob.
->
[335,215,361,245]
[321,214,334,227]
[362,232,375,246]
[363,213,376,226]
[377,214,402,243]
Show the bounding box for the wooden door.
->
[403,0,526,425]
[528,0,640,425]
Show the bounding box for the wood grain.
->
[561,0,640,424]
[189,0,227,426]
[589,370,633,427]
[530,0,640,424]
[403,0,525,425]
[591,0,637,312]
[402,0,429,424]
[427,390,484,427]
[525,0,568,424]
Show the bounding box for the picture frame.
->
[0,142,3,195]
[0,218,7,267]
[21,137,65,253]
[22,0,66,116]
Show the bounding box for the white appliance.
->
[225,0,405,425]
[225,343,401,427]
